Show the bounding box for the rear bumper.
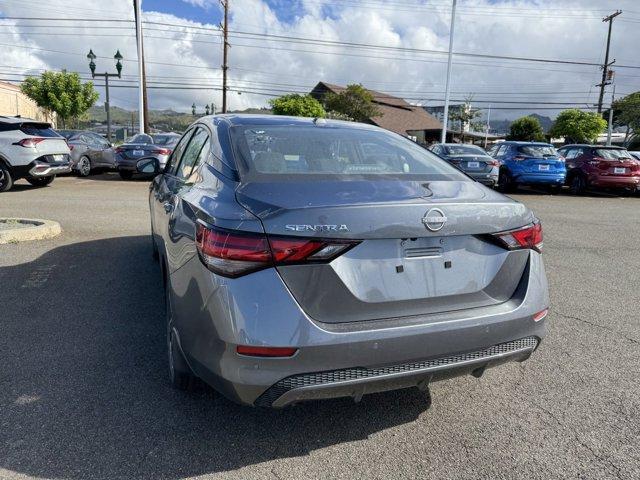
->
[116,155,167,171]
[257,337,538,407]
[170,250,550,407]
[589,175,640,189]
[28,160,71,177]
[513,173,565,185]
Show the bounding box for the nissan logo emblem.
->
[422,208,447,232]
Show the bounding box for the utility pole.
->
[440,0,457,144]
[597,10,622,114]
[484,106,491,150]
[133,0,149,133]
[606,74,616,146]
[221,0,229,113]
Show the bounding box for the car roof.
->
[0,115,48,125]
[202,114,382,131]
[440,143,482,147]
[561,144,626,149]
[502,141,553,146]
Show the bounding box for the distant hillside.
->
[79,106,272,132]
[491,114,553,134]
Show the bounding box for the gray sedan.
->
[430,143,500,187]
[58,130,115,176]
[139,115,549,408]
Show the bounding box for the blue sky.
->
[143,0,305,24]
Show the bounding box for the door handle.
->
[163,202,174,214]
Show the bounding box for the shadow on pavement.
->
[0,236,429,480]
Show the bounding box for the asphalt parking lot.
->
[1,174,639,480]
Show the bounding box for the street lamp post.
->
[87,49,123,142]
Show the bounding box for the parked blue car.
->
[488,141,566,193]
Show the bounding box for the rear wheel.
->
[26,175,55,187]
[569,175,586,195]
[166,280,197,391]
[119,170,134,180]
[498,171,515,193]
[0,163,13,192]
[77,156,91,177]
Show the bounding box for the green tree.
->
[323,84,381,122]
[611,92,640,145]
[507,116,546,141]
[269,94,326,118]
[450,97,481,133]
[21,70,99,128]
[549,109,607,143]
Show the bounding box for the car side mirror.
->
[136,157,160,175]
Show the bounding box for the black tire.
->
[77,156,91,177]
[498,170,515,193]
[0,163,13,192]
[166,280,197,391]
[151,234,159,261]
[26,175,55,187]
[119,170,134,180]
[569,174,586,195]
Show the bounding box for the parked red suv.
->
[557,145,640,194]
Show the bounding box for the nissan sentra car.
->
[139,115,550,407]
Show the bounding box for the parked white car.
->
[0,116,71,192]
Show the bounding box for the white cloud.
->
[0,0,637,121]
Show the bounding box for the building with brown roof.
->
[310,81,443,144]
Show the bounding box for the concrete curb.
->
[0,218,62,244]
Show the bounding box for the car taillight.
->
[114,146,125,154]
[15,137,47,148]
[153,148,171,155]
[195,224,359,277]
[490,221,543,253]
[489,160,500,166]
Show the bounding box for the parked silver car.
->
[141,115,549,407]
[429,143,500,187]
[58,130,115,176]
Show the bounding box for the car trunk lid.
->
[236,179,534,323]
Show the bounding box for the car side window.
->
[175,127,209,182]
[166,129,194,175]
[495,145,507,158]
[563,149,576,159]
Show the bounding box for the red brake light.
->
[114,146,125,154]
[195,224,358,277]
[491,221,543,253]
[489,160,500,167]
[236,345,298,357]
[153,148,171,155]
[15,137,47,148]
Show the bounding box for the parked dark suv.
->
[557,145,640,195]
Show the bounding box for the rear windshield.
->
[128,134,153,144]
[516,145,557,158]
[231,125,469,182]
[152,134,180,146]
[445,145,486,155]
[20,123,59,137]
[595,148,632,160]
[57,130,78,139]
